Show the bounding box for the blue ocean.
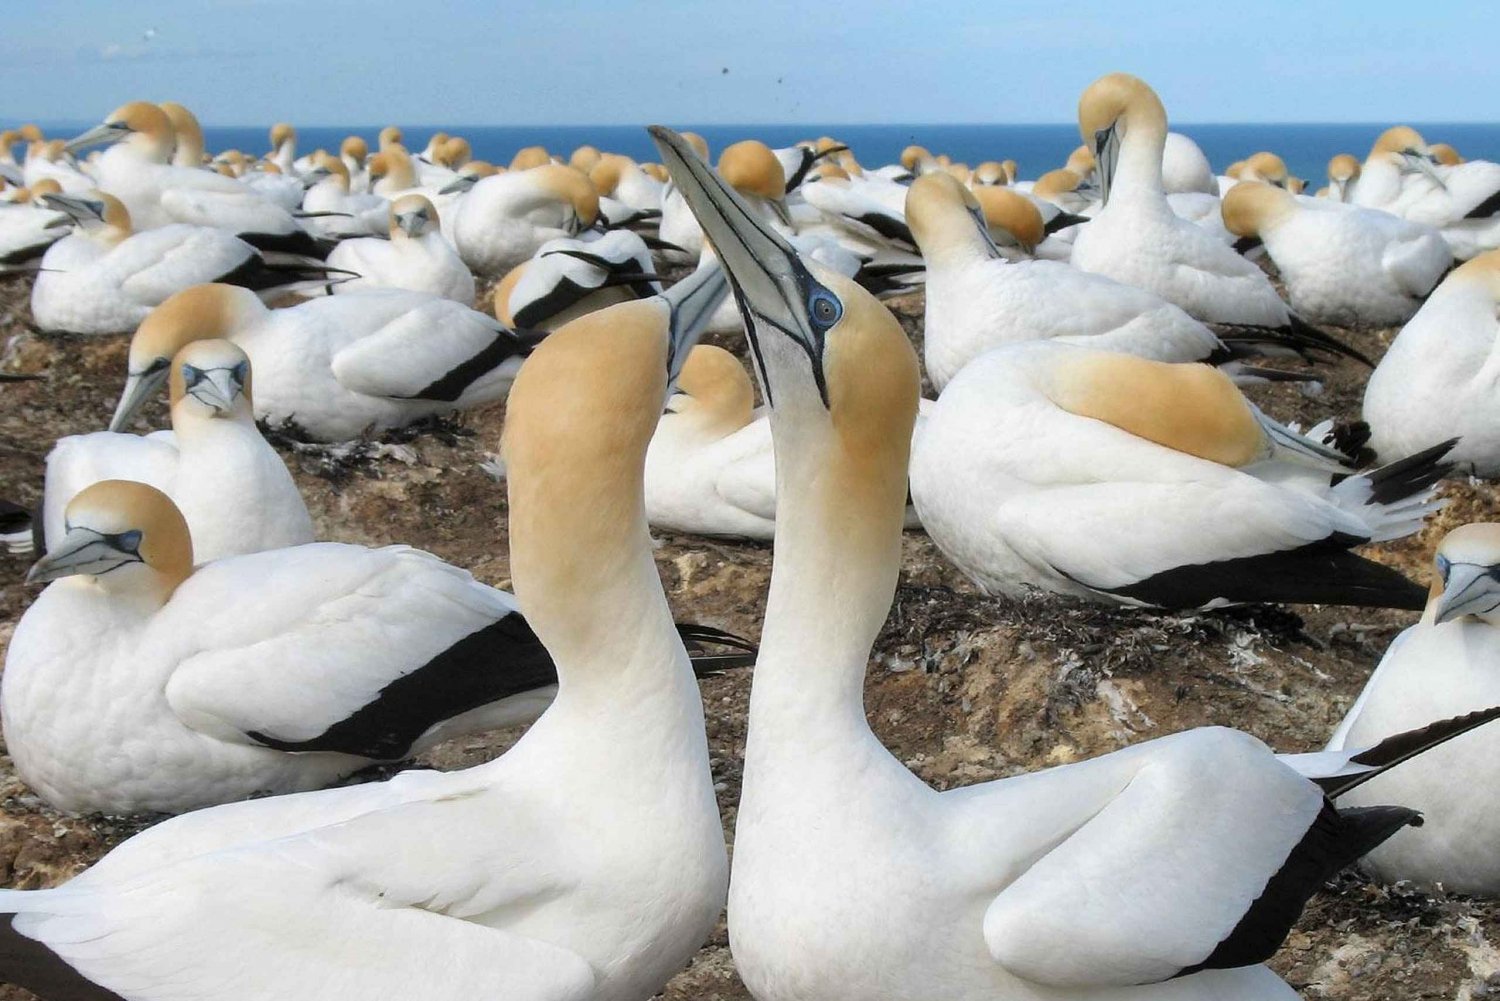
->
[32,121,1500,184]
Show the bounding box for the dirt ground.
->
[0,269,1497,1000]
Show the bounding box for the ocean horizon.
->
[25,120,1500,187]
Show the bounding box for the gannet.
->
[0,125,42,184]
[1318,154,1361,202]
[110,283,536,442]
[494,230,664,331]
[1221,181,1451,328]
[1364,250,1500,474]
[266,122,296,174]
[451,164,600,276]
[588,153,664,214]
[327,195,475,303]
[378,124,404,151]
[1431,142,1464,166]
[341,134,370,189]
[65,103,323,257]
[906,172,1222,390]
[42,340,313,565]
[651,122,1497,1001]
[1321,524,1500,893]
[0,236,735,997]
[509,145,553,171]
[1069,74,1368,365]
[910,341,1452,609]
[31,191,339,334]
[1352,125,1500,259]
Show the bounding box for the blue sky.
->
[5,1,1496,126]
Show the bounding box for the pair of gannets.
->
[650,124,1497,1001]
[65,103,322,257]
[1352,125,1500,260]
[1364,249,1500,474]
[31,191,340,334]
[299,151,390,238]
[1221,180,1452,328]
[327,194,475,303]
[910,340,1451,609]
[0,200,736,1000]
[450,163,600,276]
[43,340,312,564]
[0,179,68,268]
[1069,75,1367,365]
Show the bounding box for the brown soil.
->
[0,270,1497,1000]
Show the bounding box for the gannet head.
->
[680,132,710,161]
[1430,142,1463,166]
[1241,151,1290,188]
[1077,72,1167,204]
[27,178,62,203]
[1443,248,1500,300]
[531,164,600,233]
[718,141,787,201]
[40,190,132,245]
[170,338,252,422]
[65,101,174,161]
[641,162,669,183]
[438,159,498,194]
[901,145,936,175]
[1371,125,1444,185]
[159,102,205,165]
[368,148,417,193]
[113,284,262,432]
[18,124,43,144]
[667,345,755,434]
[570,145,602,173]
[391,193,437,238]
[653,124,918,457]
[1033,168,1085,205]
[269,122,295,153]
[27,480,193,595]
[589,154,625,196]
[308,150,350,187]
[906,171,1002,265]
[439,136,472,168]
[419,131,451,160]
[510,145,553,171]
[1220,180,1296,238]
[341,135,368,163]
[378,125,404,151]
[973,161,1008,186]
[1429,524,1500,625]
[1064,146,1096,178]
[972,185,1045,254]
[1327,153,1360,201]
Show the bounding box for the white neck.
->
[1113,119,1169,208]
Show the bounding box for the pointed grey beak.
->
[110,360,171,432]
[1401,150,1447,191]
[1093,124,1120,206]
[395,208,428,237]
[438,175,474,195]
[649,125,831,406]
[1433,563,1500,624]
[64,122,127,156]
[1333,177,1349,202]
[662,260,729,389]
[27,527,142,584]
[183,365,242,416]
[40,193,104,225]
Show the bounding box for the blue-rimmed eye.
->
[232,361,249,386]
[181,363,205,386]
[115,530,143,553]
[1436,553,1452,580]
[809,290,840,329]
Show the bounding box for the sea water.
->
[29,121,1500,186]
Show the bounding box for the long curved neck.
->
[748,413,907,758]
[1114,113,1169,207]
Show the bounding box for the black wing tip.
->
[0,915,127,1001]
[1179,802,1420,977]
[1363,437,1458,505]
[676,622,758,676]
[1322,704,1500,799]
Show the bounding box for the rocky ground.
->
[0,270,1497,1000]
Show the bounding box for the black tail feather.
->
[1359,437,1457,504]
[1318,705,1500,798]
[1215,313,1373,368]
[676,622,758,675]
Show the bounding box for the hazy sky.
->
[5,1,1496,126]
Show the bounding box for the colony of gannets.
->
[0,74,1497,1001]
